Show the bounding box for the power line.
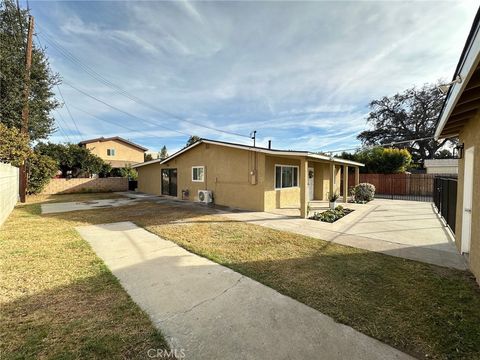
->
[63,81,191,137]
[56,84,82,138]
[68,103,169,140]
[321,136,436,154]
[37,29,251,139]
[54,110,72,142]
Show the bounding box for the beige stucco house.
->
[133,139,363,217]
[435,9,480,283]
[79,136,147,168]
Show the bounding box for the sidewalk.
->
[219,199,467,270]
[76,221,413,360]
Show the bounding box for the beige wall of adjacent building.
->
[84,139,144,163]
[455,114,480,283]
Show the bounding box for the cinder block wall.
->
[0,163,19,227]
[41,177,128,194]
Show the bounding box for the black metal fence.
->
[433,176,458,233]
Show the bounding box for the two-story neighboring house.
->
[79,136,148,168]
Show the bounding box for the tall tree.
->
[159,145,168,160]
[358,82,454,163]
[0,0,60,141]
[186,135,201,147]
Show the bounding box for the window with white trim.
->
[192,166,204,182]
[275,165,298,189]
[107,148,116,156]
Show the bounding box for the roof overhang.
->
[132,139,364,168]
[435,9,480,139]
[79,136,148,151]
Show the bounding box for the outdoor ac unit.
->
[198,190,213,204]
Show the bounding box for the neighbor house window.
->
[192,166,204,182]
[275,165,298,189]
[107,148,116,156]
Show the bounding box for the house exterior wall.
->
[137,162,162,195]
[137,144,355,213]
[264,155,301,211]
[138,143,266,211]
[455,114,480,283]
[84,140,144,164]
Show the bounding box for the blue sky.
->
[29,0,477,155]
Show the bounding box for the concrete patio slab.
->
[41,197,137,214]
[76,221,413,360]
[219,199,468,270]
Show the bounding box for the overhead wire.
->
[36,29,251,139]
[62,81,191,137]
[56,84,83,139]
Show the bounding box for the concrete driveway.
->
[76,221,412,360]
[220,199,467,270]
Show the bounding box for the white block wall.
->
[0,163,19,227]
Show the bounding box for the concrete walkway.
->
[76,221,413,360]
[41,197,138,214]
[220,199,468,270]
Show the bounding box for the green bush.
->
[341,147,412,173]
[353,183,375,202]
[27,153,57,194]
[310,205,353,223]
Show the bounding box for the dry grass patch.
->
[0,196,170,359]
[52,200,480,360]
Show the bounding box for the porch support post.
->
[300,158,309,218]
[355,166,360,186]
[343,165,349,203]
[329,163,335,197]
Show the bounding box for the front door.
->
[461,147,474,254]
[308,167,314,201]
[161,168,177,196]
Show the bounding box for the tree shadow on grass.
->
[1,272,171,360]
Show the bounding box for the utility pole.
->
[19,15,34,203]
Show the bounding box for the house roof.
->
[133,138,364,168]
[435,7,480,139]
[78,136,148,151]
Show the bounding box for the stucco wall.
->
[139,143,266,211]
[137,162,162,195]
[456,114,480,283]
[85,140,144,163]
[264,155,301,210]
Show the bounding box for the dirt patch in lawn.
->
[46,200,480,360]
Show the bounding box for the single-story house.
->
[133,139,364,217]
[435,8,480,283]
[79,136,148,168]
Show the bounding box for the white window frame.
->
[274,164,299,189]
[192,166,205,182]
[107,148,116,156]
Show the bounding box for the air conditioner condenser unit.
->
[198,190,213,204]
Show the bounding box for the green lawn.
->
[47,198,480,360]
[0,195,170,359]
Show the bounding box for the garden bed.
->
[309,205,354,223]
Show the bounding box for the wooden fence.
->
[344,173,447,201]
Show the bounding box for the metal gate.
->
[433,176,458,233]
